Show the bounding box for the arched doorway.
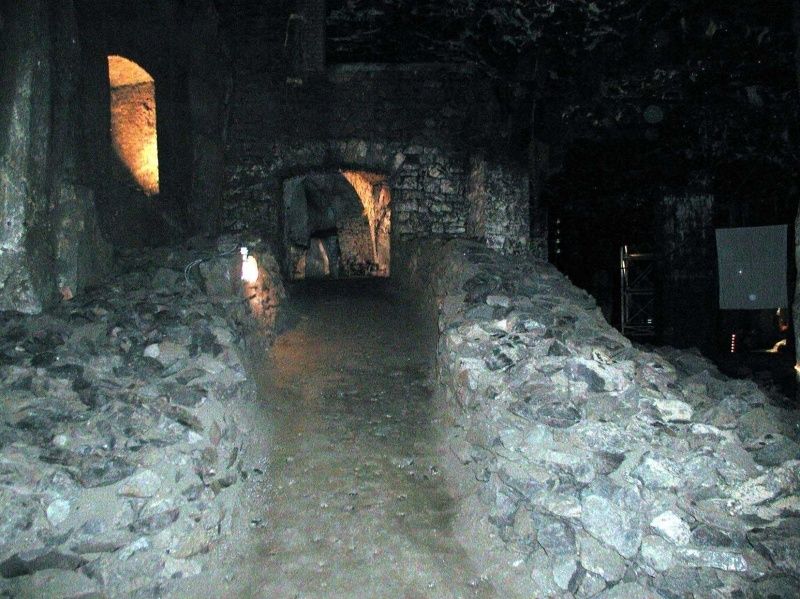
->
[283,170,391,279]
[107,55,159,196]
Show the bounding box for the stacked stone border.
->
[398,238,800,598]
[0,238,285,597]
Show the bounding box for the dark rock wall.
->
[1,0,230,311]
[0,0,56,313]
[792,4,800,383]
[323,0,797,358]
[0,0,110,314]
[656,190,717,352]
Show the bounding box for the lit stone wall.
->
[109,81,160,196]
[341,171,391,275]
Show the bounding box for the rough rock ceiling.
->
[328,0,641,68]
[329,0,798,170]
[328,0,794,75]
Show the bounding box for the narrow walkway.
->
[246,279,494,598]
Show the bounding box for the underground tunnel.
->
[1,1,800,597]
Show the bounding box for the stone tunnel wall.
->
[217,0,531,260]
[0,0,111,314]
[398,238,800,598]
[224,137,530,264]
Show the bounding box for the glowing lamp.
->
[240,247,259,283]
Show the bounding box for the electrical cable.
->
[183,245,240,288]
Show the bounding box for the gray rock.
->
[130,506,180,535]
[77,457,137,488]
[580,480,644,559]
[640,535,674,572]
[580,533,626,582]
[0,237,268,597]
[528,549,563,597]
[751,434,800,468]
[151,268,182,289]
[45,498,70,526]
[632,454,679,490]
[0,548,86,578]
[5,569,100,598]
[675,547,748,572]
[510,398,581,429]
[596,582,657,599]
[552,557,580,592]
[118,470,161,498]
[690,524,737,548]
[171,526,213,559]
[162,555,202,579]
[653,566,722,597]
[653,396,693,422]
[750,574,800,599]
[486,294,511,308]
[70,520,131,555]
[530,513,579,591]
[118,537,151,561]
[147,341,189,366]
[750,534,800,577]
[731,460,800,509]
[738,407,798,444]
[465,304,495,320]
[576,570,606,598]
[649,511,691,546]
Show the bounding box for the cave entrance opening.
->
[107,55,160,196]
[283,171,391,280]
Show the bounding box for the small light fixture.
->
[240,247,259,283]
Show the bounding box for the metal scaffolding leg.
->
[620,245,657,338]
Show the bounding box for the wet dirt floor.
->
[191,279,497,598]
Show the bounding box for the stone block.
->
[55,183,112,299]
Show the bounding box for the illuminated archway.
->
[283,171,391,279]
[107,55,159,195]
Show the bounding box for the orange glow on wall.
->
[341,170,391,276]
[107,56,160,196]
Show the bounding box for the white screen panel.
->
[716,225,787,310]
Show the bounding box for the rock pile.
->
[402,239,800,598]
[0,240,283,597]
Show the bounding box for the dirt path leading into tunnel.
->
[175,279,497,598]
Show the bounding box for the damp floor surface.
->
[178,279,496,598]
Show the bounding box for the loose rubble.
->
[401,239,800,598]
[0,238,283,598]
